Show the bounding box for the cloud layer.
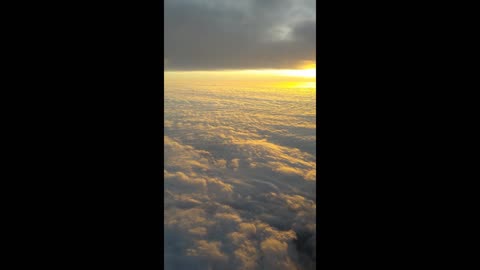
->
[164,82,316,270]
[165,0,316,70]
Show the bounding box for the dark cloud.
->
[165,0,316,70]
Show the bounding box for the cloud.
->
[260,238,298,270]
[186,240,229,264]
[165,0,316,70]
[164,83,316,269]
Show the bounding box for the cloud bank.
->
[164,83,316,270]
[165,0,316,70]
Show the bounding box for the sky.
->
[164,1,316,270]
[165,0,316,73]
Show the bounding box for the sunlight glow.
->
[165,68,316,79]
[165,64,316,89]
[271,68,316,78]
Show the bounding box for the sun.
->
[270,62,316,78]
[275,68,316,78]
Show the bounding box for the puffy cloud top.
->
[164,83,316,270]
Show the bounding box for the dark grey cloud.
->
[165,0,316,70]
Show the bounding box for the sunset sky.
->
[164,0,316,87]
[164,1,316,270]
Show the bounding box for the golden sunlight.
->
[271,68,316,78]
[165,65,316,89]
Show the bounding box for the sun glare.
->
[165,64,316,89]
[273,68,316,78]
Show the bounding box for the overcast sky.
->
[165,0,316,71]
